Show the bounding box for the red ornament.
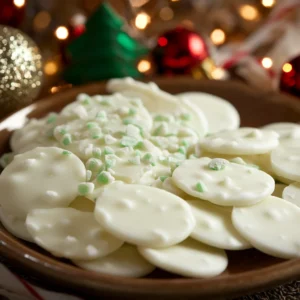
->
[280,56,300,98]
[152,27,209,75]
[0,0,26,28]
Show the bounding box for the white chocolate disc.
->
[200,128,279,155]
[178,92,240,134]
[271,140,300,182]
[107,78,208,137]
[172,157,275,206]
[73,244,155,277]
[282,183,300,208]
[273,184,287,198]
[0,208,33,242]
[232,196,300,259]
[94,182,195,248]
[0,147,86,219]
[262,122,300,142]
[26,208,124,260]
[188,200,251,250]
[10,117,59,154]
[138,238,228,278]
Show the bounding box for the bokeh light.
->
[239,5,260,21]
[138,59,151,73]
[55,26,69,40]
[261,57,273,69]
[135,12,150,30]
[210,29,226,46]
[13,0,25,8]
[261,0,275,8]
[282,63,293,73]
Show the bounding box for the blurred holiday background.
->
[0,0,300,117]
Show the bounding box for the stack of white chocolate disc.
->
[1,78,300,279]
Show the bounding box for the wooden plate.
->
[1,78,300,300]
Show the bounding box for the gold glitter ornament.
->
[0,26,43,117]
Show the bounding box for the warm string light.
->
[210,29,226,46]
[283,63,293,73]
[239,5,260,21]
[261,57,273,69]
[55,26,69,40]
[261,0,276,8]
[13,0,25,8]
[159,7,174,21]
[44,61,58,76]
[135,12,151,30]
[137,59,151,73]
[211,68,227,80]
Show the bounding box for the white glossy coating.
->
[232,196,300,259]
[94,182,195,247]
[138,238,228,278]
[74,244,155,277]
[26,208,124,260]
[0,147,86,219]
[172,157,275,206]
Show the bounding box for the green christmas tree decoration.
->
[64,2,149,85]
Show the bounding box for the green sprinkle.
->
[177,146,186,155]
[120,136,138,147]
[86,158,102,171]
[159,176,169,182]
[142,153,155,165]
[134,141,144,150]
[86,122,98,129]
[105,156,116,169]
[103,146,114,155]
[180,113,191,121]
[128,108,137,116]
[166,133,176,137]
[96,111,107,119]
[62,150,71,156]
[47,113,57,124]
[208,158,228,171]
[154,115,169,122]
[92,134,102,140]
[153,123,168,136]
[92,147,102,158]
[134,150,142,156]
[195,181,206,193]
[128,156,141,165]
[82,98,90,105]
[59,128,67,135]
[62,134,72,146]
[78,183,94,195]
[180,140,189,148]
[101,99,110,106]
[97,171,111,184]
[123,118,134,125]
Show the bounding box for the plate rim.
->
[1,78,300,299]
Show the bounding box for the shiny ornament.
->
[280,56,300,98]
[0,0,26,28]
[152,27,210,76]
[0,26,43,116]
